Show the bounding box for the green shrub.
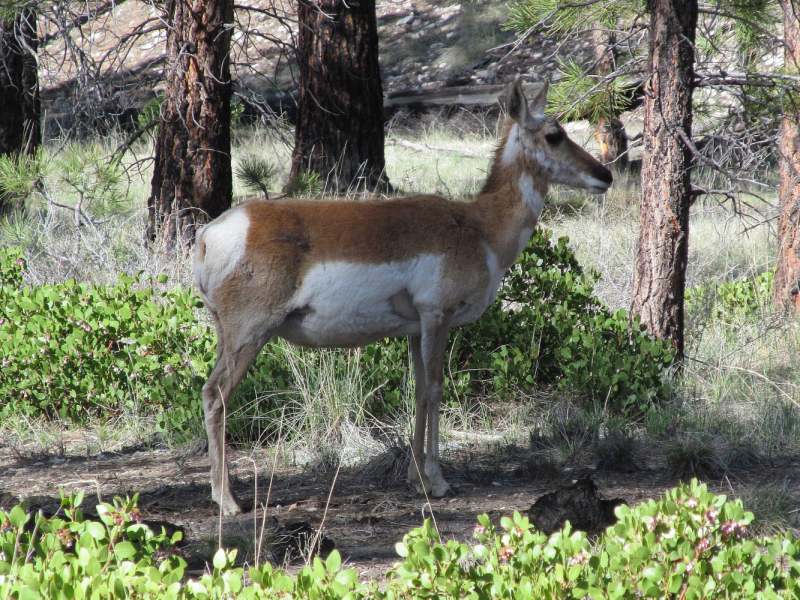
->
[2,228,672,432]
[384,479,800,599]
[137,94,163,131]
[3,481,800,599]
[0,247,213,429]
[234,155,279,200]
[284,171,322,196]
[0,491,185,600]
[686,271,774,325]
[367,229,674,416]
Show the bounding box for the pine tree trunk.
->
[147,0,234,250]
[592,26,628,170]
[0,7,40,215]
[775,0,800,311]
[290,0,389,193]
[630,0,697,362]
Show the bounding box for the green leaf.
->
[20,585,40,600]
[326,550,341,572]
[9,504,29,528]
[85,521,106,540]
[213,547,228,570]
[114,541,137,559]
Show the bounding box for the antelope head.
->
[503,79,613,195]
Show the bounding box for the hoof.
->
[213,490,242,516]
[219,499,242,516]
[424,461,451,498]
[409,475,432,496]
[409,463,432,496]
[436,486,457,498]
[429,481,453,498]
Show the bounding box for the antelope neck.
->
[470,121,546,271]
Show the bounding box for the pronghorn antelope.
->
[194,79,613,515]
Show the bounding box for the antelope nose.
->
[595,165,613,186]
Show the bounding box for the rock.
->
[527,477,625,536]
[396,14,415,27]
[464,55,492,73]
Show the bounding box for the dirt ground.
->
[4,436,799,580]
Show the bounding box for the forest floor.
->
[4,430,800,579]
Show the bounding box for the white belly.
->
[277,257,444,347]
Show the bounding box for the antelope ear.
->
[500,79,528,124]
[528,80,549,118]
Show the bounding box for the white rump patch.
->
[195,207,250,298]
[519,174,545,220]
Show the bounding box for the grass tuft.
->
[663,433,728,481]
[741,483,800,538]
[513,451,560,480]
[596,428,638,472]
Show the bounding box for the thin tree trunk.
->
[290,0,389,193]
[630,0,697,362]
[0,6,40,215]
[775,0,800,311]
[147,0,234,250]
[592,25,628,170]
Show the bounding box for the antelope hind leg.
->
[203,331,270,516]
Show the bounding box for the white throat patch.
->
[519,173,545,220]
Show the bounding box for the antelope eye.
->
[544,130,564,145]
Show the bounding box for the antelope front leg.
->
[408,335,430,494]
[420,310,454,498]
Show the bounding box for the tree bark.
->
[592,25,628,170]
[775,0,800,312]
[0,6,40,215]
[290,0,389,193]
[147,0,234,250]
[630,0,697,362]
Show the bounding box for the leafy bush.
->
[3,481,800,599]
[686,271,774,325]
[367,229,674,416]
[0,247,213,429]
[2,228,672,431]
[385,479,800,599]
[0,492,185,600]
